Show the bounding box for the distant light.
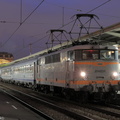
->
[0,59,10,64]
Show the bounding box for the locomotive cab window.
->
[67,51,74,61]
[75,50,82,61]
[82,50,99,60]
[100,50,115,60]
[78,49,116,60]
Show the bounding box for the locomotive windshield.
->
[100,50,115,60]
[75,49,116,60]
[82,50,98,60]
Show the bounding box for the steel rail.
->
[0,85,93,120]
[2,89,54,120]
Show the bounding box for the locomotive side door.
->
[36,58,41,81]
[65,51,74,87]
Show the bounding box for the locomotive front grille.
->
[96,76,104,79]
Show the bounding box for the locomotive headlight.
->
[80,72,86,77]
[111,72,118,80]
[113,72,118,77]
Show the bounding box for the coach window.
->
[67,51,74,61]
[31,65,34,72]
[25,65,29,72]
[21,66,23,72]
[28,65,31,72]
[29,65,32,72]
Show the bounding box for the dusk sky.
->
[0,0,120,59]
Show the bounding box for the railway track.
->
[82,104,120,120]
[1,82,120,120]
[0,82,92,120]
[1,89,53,120]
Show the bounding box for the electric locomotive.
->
[35,43,120,101]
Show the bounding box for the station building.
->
[0,52,14,64]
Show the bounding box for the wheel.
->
[62,89,72,100]
[78,92,89,103]
[105,91,117,103]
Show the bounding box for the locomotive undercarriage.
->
[80,83,120,102]
[34,83,107,102]
[27,81,120,103]
[35,83,120,103]
[1,78,120,103]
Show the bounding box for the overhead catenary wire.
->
[13,34,49,56]
[44,1,82,12]
[59,0,112,29]
[24,0,113,42]
[16,0,113,40]
[87,0,112,13]
[0,0,45,48]
[1,25,21,48]
[20,0,23,24]
[0,1,114,25]
[21,0,45,25]
[32,0,112,43]
[13,0,113,59]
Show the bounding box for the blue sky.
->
[0,0,119,59]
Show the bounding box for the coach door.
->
[66,51,74,87]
